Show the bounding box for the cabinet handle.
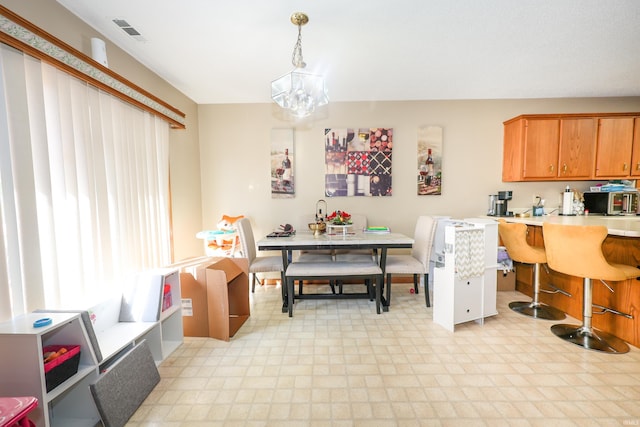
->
[563,164,567,173]
[549,164,554,173]
[637,162,640,171]
[623,163,628,171]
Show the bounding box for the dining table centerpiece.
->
[327,210,352,225]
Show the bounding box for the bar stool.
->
[543,222,640,354]
[497,221,566,320]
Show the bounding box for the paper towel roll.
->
[91,38,108,67]
[562,191,573,215]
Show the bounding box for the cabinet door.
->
[502,118,524,181]
[454,277,482,323]
[558,118,595,178]
[631,118,640,177]
[522,119,560,179]
[595,117,634,177]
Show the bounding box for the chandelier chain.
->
[291,24,305,69]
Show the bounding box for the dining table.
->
[256,230,414,313]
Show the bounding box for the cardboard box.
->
[180,257,249,340]
[497,270,515,291]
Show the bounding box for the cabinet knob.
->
[549,164,554,173]
[562,164,567,173]
[623,163,628,171]
[636,162,640,171]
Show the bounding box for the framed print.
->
[324,128,393,197]
[271,128,294,198]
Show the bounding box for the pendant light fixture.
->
[271,12,328,118]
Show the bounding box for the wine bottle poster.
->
[271,128,294,198]
[417,126,443,195]
[324,128,393,197]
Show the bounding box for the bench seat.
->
[285,261,383,317]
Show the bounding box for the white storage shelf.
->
[0,312,101,427]
[96,268,183,366]
[158,268,184,361]
[433,218,499,332]
[0,268,184,427]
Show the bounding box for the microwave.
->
[583,191,638,215]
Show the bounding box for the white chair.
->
[236,218,284,293]
[384,216,437,307]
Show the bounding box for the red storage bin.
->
[0,396,37,427]
[43,344,81,392]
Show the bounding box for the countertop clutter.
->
[500,214,640,237]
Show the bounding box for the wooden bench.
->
[285,261,383,317]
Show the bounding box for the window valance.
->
[0,5,186,129]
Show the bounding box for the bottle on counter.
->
[562,186,574,215]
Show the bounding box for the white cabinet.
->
[94,268,183,366]
[0,312,101,427]
[157,268,183,360]
[433,218,498,332]
[453,276,483,323]
[0,268,184,427]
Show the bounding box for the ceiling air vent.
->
[112,18,146,41]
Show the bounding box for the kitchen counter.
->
[494,213,640,348]
[495,214,640,237]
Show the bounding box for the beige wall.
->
[3,2,640,262]
[0,0,204,260]
[198,97,640,246]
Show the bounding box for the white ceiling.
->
[56,0,640,105]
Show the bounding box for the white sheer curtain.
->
[0,43,171,321]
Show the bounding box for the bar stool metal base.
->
[509,301,566,320]
[551,323,629,354]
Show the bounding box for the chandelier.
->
[271,12,328,118]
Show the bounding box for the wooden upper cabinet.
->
[502,115,596,181]
[522,119,560,179]
[502,118,525,181]
[503,117,558,181]
[630,118,640,177]
[503,113,638,182]
[594,117,634,178]
[558,118,596,179]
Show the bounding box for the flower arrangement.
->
[326,210,352,225]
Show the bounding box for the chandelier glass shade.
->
[271,12,328,118]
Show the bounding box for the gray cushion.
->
[286,261,381,277]
[90,340,159,427]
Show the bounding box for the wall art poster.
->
[271,128,294,198]
[324,128,393,197]
[417,126,443,195]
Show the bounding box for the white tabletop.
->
[257,231,413,250]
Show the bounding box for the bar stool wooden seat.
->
[543,222,640,354]
[498,221,566,320]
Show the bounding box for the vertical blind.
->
[0,43,171,321]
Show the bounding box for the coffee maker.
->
[488,191,513,217]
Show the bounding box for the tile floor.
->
[128,281,640,426]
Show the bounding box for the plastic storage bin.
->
[43,345,80,392]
